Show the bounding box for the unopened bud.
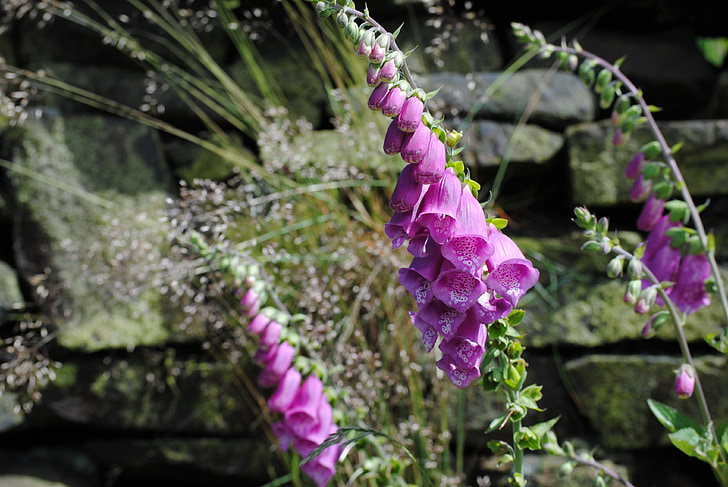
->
[366,63,381,87]
[335,9,348,28]
[573,206,595,229]
[356,28,375,58]
[566,54,578,71]
[344,20,359,43]
[627,258,643,279]
[596,216,609,234]
[446,129,463,147]
[615,94,631,115]
[635,286,658,314]
[625,279,642,305]
[640,140,662,160]
[606,256,624,278]
[599,83,616,109]
[594,68,612,94]
[581,240,601,252]
[641,311,669,338]
[674,364,695,399]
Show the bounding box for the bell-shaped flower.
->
[407,230,431,258]
[415,168,461,244]
[485,224,539,307]
[441,187,493,277]
[674,364,695,399]
[409,311,439,352]
[379,51,403,83]
[417,299,467,340]
[368,82,391,111]
[385,209,422,249]
[272,419,296,452]
[366,63,381,87]
[293,400,333,458]
[382,84,407,118]
[248,312,271,335]
[268,367,302,413]
[369,33,389,64]
[630,174,652,202]
[474,289,512,325]
[436,353,481,389]
[637,193,665,231]
[300,427,339,487]
[390,163,428,212]
[401,122,431,164]
[240,288,260,317]
[670,253,712,314]
[438,309,487,369]
[432,261,488,313]
[397,95,425,132]
[415,131,446,184]
[408,247,445,282]
[624,152,645,179]
[258,341,296,388]
[640,215,681,303]
[284,374,325,437]
[399,267,433,307]
[383,118,408,155]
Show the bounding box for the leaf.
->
[670,141,684,154]
[668,427,706,460]
[487,217,509,230]
[392,22,404,39]
[647,399,704,434]
[508,308,525,326]
[426,86,442,101]
[486,412,511,433]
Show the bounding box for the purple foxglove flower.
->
[381,85,407,118]
[670,253,712,314]
[401,122,431,164]
[369,33,389,64]
[624,152,645,179]
[630,174,652,202]
[398,95,425,132]
[259,320,283,352]
[674,364,695,399]
[240,288,260,317]
[640,216,681,303]
[636,193,665,231]
[356,29,375,58]
[293,400,333,458]
[474,289,512,325]
[408,247,445,282]
[415,168,462,244]
[613,128,627,147]
[284,374,324,436]
[415,131,446,184]
[366,63,381,87]
[433,264,488,313]
[272,419,296,452]
[409,311,439,352]
[441,187,494,277]
[418,299,467,340]
[438,310,487,369]
[383,118,408,155]
[436,353,481,389]
[485,224,539,307]
[300,430,339,487]
[368,82,391,111]
[384,209,422,249]
[248,312,271,335]
[407,230,431,258]
[268,367,302,413]
[258,341,295,388]
[390,163,428,212]
[399,267,433,306]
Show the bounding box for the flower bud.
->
[614,94,631,115]
[573,206,595,229]
[606,256,624,278]
[379,51,403,82]
[637,193,665,232]
[580,240,601,252]
[398,94,425,132]
[652,180,673,200]
[613,128,628,147]
[578,60,595,87]
[599,83,616,109]
[594,68,612,94]
[624,279,642,305]
[566,54,578,71]
[629,174,652,202]
[674,364,695,399]
[635,286,658,314]
[335,9,348,28]
[383,117,408,154]
[381,84,407,117]
[370,33,390,64]
[344,20,359,43]
[641,311,669,338]
[624,152,645,179]
[640,141,662,160]
[367,82,391,111]
[446,129,462,147]
[366,63,381,87]
[596,216,609,234]
[356,28,375,58]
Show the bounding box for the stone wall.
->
[1,1,727,486]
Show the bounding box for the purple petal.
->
[401,122,431,164]
[486,258,540,307]
[415,168,461,244]
[383,118,408,155]
[670,253,712,314]
[258,341,295,388]
[409,311,439,352]
[398,96,424,132]
[442,188,493,276]
[637,193,665,232]
[436,354,481,389]
[438,310,487,368]
[414,132,446,184]
[417,299,467,340]
[399,267,434,306]
[474,289,512,324]
[268,367,302,413]
[390,163,428,212]
[284,374,324,437]
[432,266,487,313]
[382,85,407,118]
[367,82,391,111]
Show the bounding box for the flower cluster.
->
[322,1,541,389]
[239,283,340,486]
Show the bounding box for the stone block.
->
[462,121,563,167]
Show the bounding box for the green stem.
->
[512,417,524,480]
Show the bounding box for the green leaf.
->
[508,308,525,326]
[668,427,706,460]
[486,412,510,433]
[426,86,443,101]
[392,22,404,39]
[487,217,509,230]
[647,399,704,434]
[515,427,540,450]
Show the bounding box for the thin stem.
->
[563,452,637,487]
[511,417,524,481]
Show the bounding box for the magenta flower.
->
[398,95,425,132]
[366,63,381,87]
[379,57,398,82]
[624,152,645,179]
[284,374,325,437]
[415,131,446,184]
[406,230,431,258]
[432,264,488,313]
[409,311,439,352]
[417,299,467,340]
[383,118,408,155]
[240,288,261,317]
[630,174,652,202]
[382,84,407,118]
[474,289,512,325]
[485,224,539,307]
[258,341,296,388]
[436,353,481,389]
[272,419,296,452]
[438,310,487,369]
[636,193,665,231]
[415,168,461,244]
[300,435,339,487]
[640,215,681,303]
[268,367,302,413]
[670,253,712,314]
[441,187,493,277]
[674,364,695,399]
[368,82,391,111]
[293,401,333,458]
[399,267,433,307]
[390,163,428,212]
[247,312,271,335]
[401,122,431,164]
[384,209,422,249]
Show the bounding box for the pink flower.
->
[674,364,695,399]
[397,95,424,132]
